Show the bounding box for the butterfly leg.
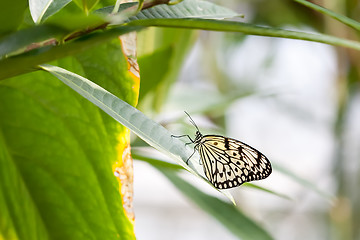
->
[185,148,196,164]
[171,134,194,145]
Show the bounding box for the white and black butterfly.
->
[173,112,272,189]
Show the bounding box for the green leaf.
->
[0,133,49,240]
[244,183,292,201]
[73,38,138,106]
[39,64,236,203]
[129,0,240,20]
[274,163,334,201]
[29,0,72,24]
[139,155,274,240]
[39,64,201,174]
[0,25,142,80]
[44,11,106,32]
[94,2,137,15]
[295,0,360,32]
[127,18,360,51]
[138,46,173,101]
[137,27,196,110]
[73,0,99,13]
[0,65,135,239]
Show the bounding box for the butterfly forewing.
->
[195,135,272,189]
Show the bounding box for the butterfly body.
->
[173,112,272,189]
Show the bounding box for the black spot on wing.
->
[224,138,230,149]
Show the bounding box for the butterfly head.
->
[194,130,203,144]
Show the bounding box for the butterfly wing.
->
[196,135,272,189]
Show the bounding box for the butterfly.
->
[173,112,272,189]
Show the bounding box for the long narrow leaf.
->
[127,18,360,51]
[295,0,360,32]
[133,149,292,200]
[274,163,334,202]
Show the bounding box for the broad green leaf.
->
[0,65,135,239]
[72,38,139,106]
[0,0,27,35]
[39,64,236,203]
[29,0,72,24]
[295,0,360,32]
[0,134,49,240]
[139,155,273,240]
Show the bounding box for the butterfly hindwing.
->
[195,135,272,189]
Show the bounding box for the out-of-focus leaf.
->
[45,13,106,32]
[0,25,141,80]
[295,0,360,31]
[29,0,72,24]
[274,163,334,201]
[132,152,184,171]
[0,25,67,59]
[138,45,173,101]
[251,0,322,30]
[128,18,360,51]
[0,0,27,35]
[133,149,291,200]
[0,62,135,239]
[139,156,274,240]
[137,27,196,111]
[94,2,137,15]
[244,183,292,201]
[2,0,360,81]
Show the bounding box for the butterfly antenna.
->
[184,111,200,131]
